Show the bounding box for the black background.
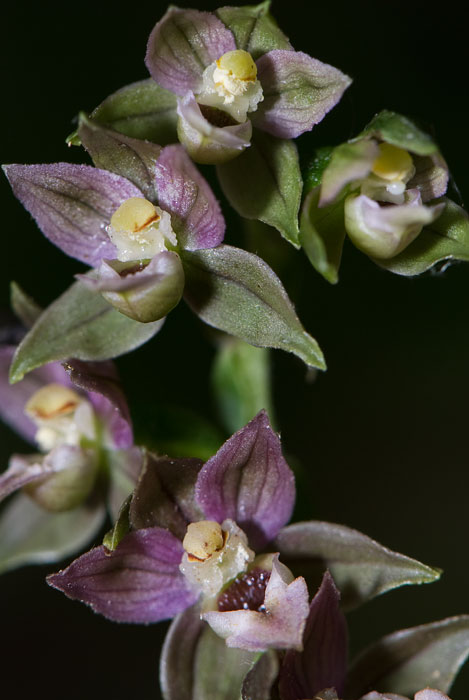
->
[2,1,469,697]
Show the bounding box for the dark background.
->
[2,1,469,697]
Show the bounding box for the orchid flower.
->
[48,411,312,652]
[145,3,351,164]
[0,326,141,573]
[300,111,451,282]
[3,140,224,324]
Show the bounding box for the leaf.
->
[182,245,326,370]
[274,521,441,611]
[10,282,42,328]
[212,338,274,434]
[359,110,438,156]
[375,198,469,276]
[77,113,161,201]
[299,186,347,284]
[9,278,164,383]
[216,1,292,59]
[346,616,469,699]
[217,132,302,247]
[160,606,257,700]
[0,492,105,574]
[70,79,178,146]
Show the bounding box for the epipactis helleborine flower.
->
[145,4,351,163]
[0,342,140,571]
[48,411,314,653]
[312,112,449,260]
[3,143,224,323]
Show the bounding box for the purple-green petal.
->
[407,153,449,202]
[203,556,309,651]
[177,92,252,164]
[278,571,348,700]
[0,453,50,503]
[253,50,352,139]
[3,163,141,266]
[195,410,295,550]
[145,7,236,96]
[345,191,445,259]
[47,527,197,623]
[155,144,225,249]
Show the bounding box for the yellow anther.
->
[216,50,257,82]
[183,521,224,561]
[110,197,160,234]
[25,384,82,420]
[371,142,414,182]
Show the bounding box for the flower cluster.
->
[2,2,469,699]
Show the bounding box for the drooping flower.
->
[300,110,450,281]
[145,4,351,163]
[3,139,225,324]
[48,411,311,652]
[0,326,141,573]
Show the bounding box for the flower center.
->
[179,519,255,601]
[108,197,177,262]
[197,50,263,123]
[370,142,414,194]
[25,383,95,452]
[182,520,225,561]
[217,567,271,612]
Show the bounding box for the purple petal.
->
[63,359,133,449]
[0,346,70,444]
[278,571,348,700]
[47,527,197,623]
[3,163,142,266]
[203,556,309,651]
[130,452,204,540]
[177,92,252,164]
[0,453,50,502]
[360,694,409,700]
[253,50,352,139]
[415,691,451,700]
[155,145,225,250]
[145,7,236,96]
[345,191,445,259]
[195,410,295,550]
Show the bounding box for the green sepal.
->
[77,113,162,201]
[182,245,326,371]
[102,495,131,551]
[215,1,292,59]
[242,650,279,700]
[9,278,164,383]
[358,109,439,156]
[10,281,42,328]
[160,606,258,700]
[212,338,274,435]
[375,198,469,275]
[346,615,469,698]
[68,79,178,147]
[299,186,347,284]
[274,520,441,611]
[217,132,302,248]
[0,493,106,574]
